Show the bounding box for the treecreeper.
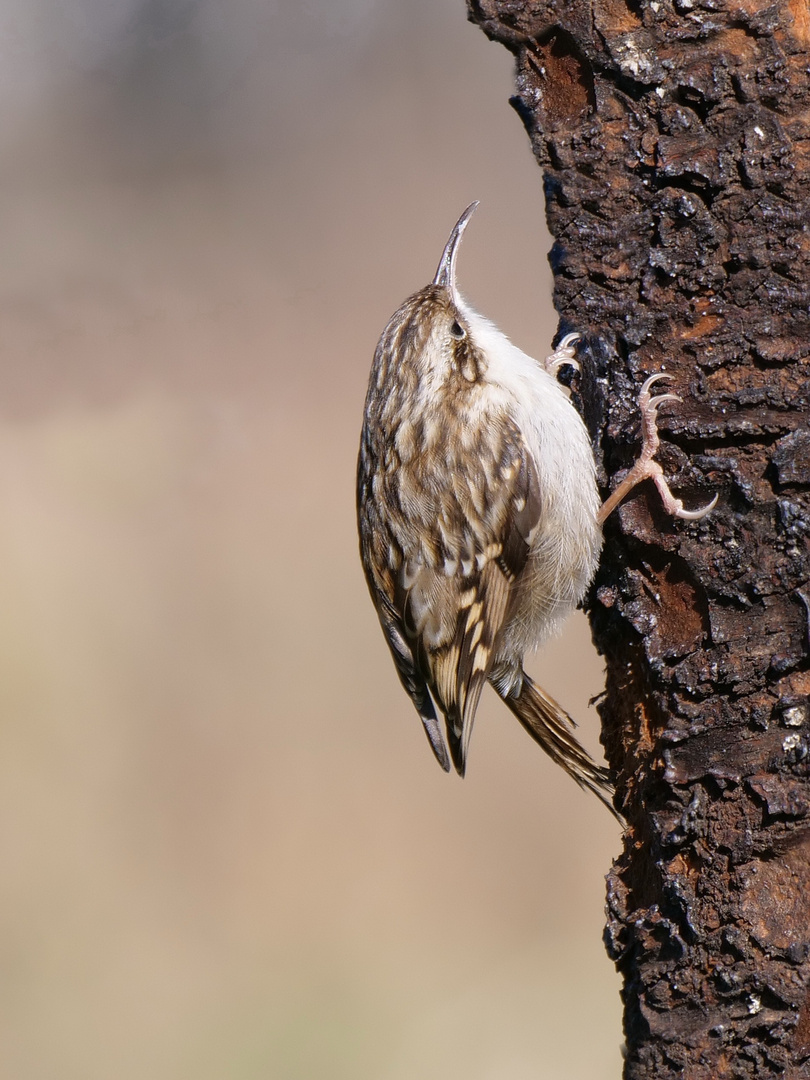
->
[357,203,715,812]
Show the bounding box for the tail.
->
[495,672,619,818]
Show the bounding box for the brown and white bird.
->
[357,203,714,807]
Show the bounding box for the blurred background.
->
[0,1,622,1077]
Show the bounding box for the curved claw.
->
[648,392,682,409]
[640,372,673,395]
[558,332,581,350]
[671,491,719,521]
[544,332,581,376]
[640,374,680,418]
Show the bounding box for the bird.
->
[356,202,715,808]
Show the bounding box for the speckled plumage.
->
[357,203,611,803]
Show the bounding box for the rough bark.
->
[467,1,810,1076]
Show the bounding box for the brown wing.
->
[399,435,541,775]
[357,486,451,772]
[375,576,451,772]
[358,411,541,774]
[419,559,511,774]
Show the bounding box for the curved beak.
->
[432,201,479,304]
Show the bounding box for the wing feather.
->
[375,579,451,772]
[359,411,542,775]
[429,560,511,774]
[402,430,541,774]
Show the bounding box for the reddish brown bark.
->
[467,1,810,1076]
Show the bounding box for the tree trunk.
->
[467,1,810,1076]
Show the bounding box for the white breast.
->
[460,301,603,654]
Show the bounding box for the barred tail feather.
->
[496,672,619,817]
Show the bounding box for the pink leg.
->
[597,373,718,526]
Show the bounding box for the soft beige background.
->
[0,1,622,1077]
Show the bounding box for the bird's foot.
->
[543,332,580,377]
[597,373,718,525]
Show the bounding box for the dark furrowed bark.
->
[467,2,810,1076]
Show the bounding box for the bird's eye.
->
[450,320,465,339]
